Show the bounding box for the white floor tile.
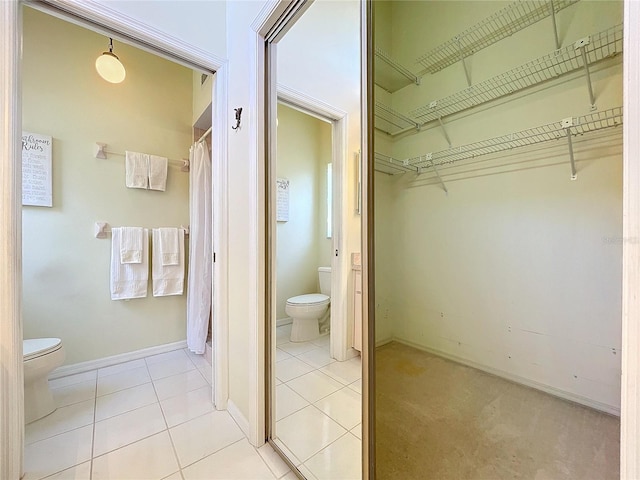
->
[182,438,275,480]
[23,425,93,480]
[296,463,320,480]
[315,387,361,430]
[310,334,331,350]
[276,384,309,421]
[92,431,179,480]
[97,358,147,378]
[348,378,362,394]
[297,348,335,369]
[304,433,361,480]
[26,399,95,445]
[275,357,315,383]
[275,348,292,362]
[147,354,197,381]
[350,424,362,439]
[198,365,213,385]
[162,472,183,480]
[170,410,244,468]
[93,403,167,457]
[275,406,346,462]
[281,471,300,480]
[160,385,214,427]
[184,349,210,369]
[319,357,361,385]
[286,371,343,403]
[51,379,96,409]
[95,382,158,421]
[97,366,151,397]
[48,371,96,390]
[41,461,91,479]
[153,369,207,401]
[257,442,291,479]
[278,341,318,356]
[145,349,190,366]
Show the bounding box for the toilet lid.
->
[24,338,62,361]
[287,293,330,306]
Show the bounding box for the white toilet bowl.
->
[286,267,331,342]
[24,338,65,424]
[286,294,330,342]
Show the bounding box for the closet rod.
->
[196,126,212,143]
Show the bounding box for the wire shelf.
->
[375,102,419,135]
[415,0,581,75]
[374,152,417,175]
[375,47,420,93]
[409,24,623,123]
[405,107,622,169]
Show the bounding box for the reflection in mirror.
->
[269,1,362,478]
[374,0,623,478]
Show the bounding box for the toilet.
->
[23,338,65,423]
[286,267,331,342]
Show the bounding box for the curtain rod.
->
[196,126,212,143]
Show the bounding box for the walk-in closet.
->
[374,1,623,478]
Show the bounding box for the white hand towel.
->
[125,151,149,189]
[152,228,185,296]
[120,226,144,264]
[148,155,168,191]
[157,227,180,265]
[111,228,149,300]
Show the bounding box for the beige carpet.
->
[376,342,620,480]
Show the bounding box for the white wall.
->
[22,8,192,364]
[275,104,332,320]
[94,0,227,60]
[375,0,623,411]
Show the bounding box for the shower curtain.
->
[186,140,212,354]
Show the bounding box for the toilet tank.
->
[318,267,331,296]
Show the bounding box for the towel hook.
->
[232,107,243,131]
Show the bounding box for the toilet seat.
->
[286,293,330,307]
[24,338,62,361]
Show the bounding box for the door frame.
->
[0,2,229,477]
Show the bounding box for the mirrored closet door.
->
[373,0,623,478]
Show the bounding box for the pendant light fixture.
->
[95,38,126,84]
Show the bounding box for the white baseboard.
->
[276,317,292,327]
[49,340,188,379]
[375,337,393,348]
[392,337,621,417]
[227,399,250,437]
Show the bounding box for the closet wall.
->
[22,8,192,364]
[375,0,623,412]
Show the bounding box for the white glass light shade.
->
[95,52,126,84]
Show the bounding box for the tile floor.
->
[24,348,295,480]
[274,324,362,480]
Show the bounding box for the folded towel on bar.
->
[157,227,180,265]
[120,226,144,264]
[125,151,149,189]
[148,154,168,191]
[152,228,185,296]
[111,227,149,300]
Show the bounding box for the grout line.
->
[89,367,98,479]
[146,356,182,475]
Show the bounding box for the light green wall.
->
[22,8,193,365]
[276,104,332,320]
[375,0,623,409]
